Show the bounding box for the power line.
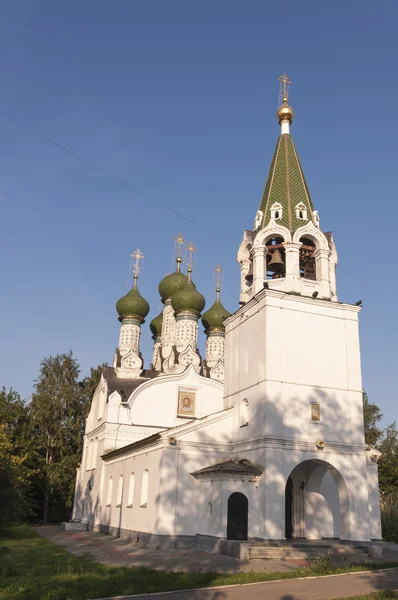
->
[366,314,398,335]
[4,109,398,338]
[0,108,221,239]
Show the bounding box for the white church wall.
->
[128,367,224,428]
[100,448,163,537]
[224,290,364,447]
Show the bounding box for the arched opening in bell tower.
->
[265,237,286,280]
[299,237,316,280]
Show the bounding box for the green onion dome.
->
[158,257,188,302]
[202,289,231,332]
[171,270,205,316]
[150,311,163,338]
[116,276,150,322]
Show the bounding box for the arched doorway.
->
[285,460,351,540]
[227,492,248,540]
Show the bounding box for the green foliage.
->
[0,426,30,532]
[1,355,107,526]
[0,527,397,600]
[29,353,108,521]
[379,424,398,494]
[381,491,398,543]
[363,391,383,447]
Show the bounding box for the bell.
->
[268,249,285,273]
[245,261,253,282]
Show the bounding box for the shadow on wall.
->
[73,378,374,546]
[148,381,371,543]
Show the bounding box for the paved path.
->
[92,569,398,600]
[36,526,306,573]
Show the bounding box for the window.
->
[311,403,321,422]
[116,475,123,506]
[208,501,212,515]
[140,470,149,507]
[240,398,249,427]
[295,203,307,220]
[127,473,135,507]
[271,202,283,220]
[106,477,113,506]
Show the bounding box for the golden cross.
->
[186,241,197,270]
[131,248,145,276]
[174,232,186,258]
[214,264,223,289]
[277,72,292,101]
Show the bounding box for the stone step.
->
[61,521,88,531]
[249,545,369,560]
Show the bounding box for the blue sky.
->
[0,1,397,425]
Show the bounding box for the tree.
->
[363,391,383,447]
[30,352,82,522]
[0,424,30,531]
[378,422,398,494]
[0,387,31,454]
[29,355,108,522]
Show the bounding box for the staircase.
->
[249,541,370,562]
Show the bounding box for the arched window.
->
[106,477,113,506]
[116,475,123,506]
[91,438,98,469]
[140,470,149,507]
[240,398,249,427]
[271,202,283,220]
[127,473,135,507]
[295,203,307,220]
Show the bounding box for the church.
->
[72,76,382,551]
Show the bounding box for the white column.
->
[152,337,162,370]
[330,262,338,302]
[367,461,383,540]
[117,317,144,378]
[283,242,302,293]
[160,300,177,359]
[119,318,141,356]
[239,259,250,303]
[175,313,198,353]
[252,247,265,295]
[205,331,225,368]
[313,248,331,299]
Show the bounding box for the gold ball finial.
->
[277,97,294,125]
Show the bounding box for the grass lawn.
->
[1,527,398,600]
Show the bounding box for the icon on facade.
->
[311,403,320,421]
[177,390,196,417]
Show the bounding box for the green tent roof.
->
[256,134,314,234]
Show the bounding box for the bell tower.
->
[238,74,337,304]
[224,76,381,543]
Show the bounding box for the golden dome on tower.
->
[277,97,294,125]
